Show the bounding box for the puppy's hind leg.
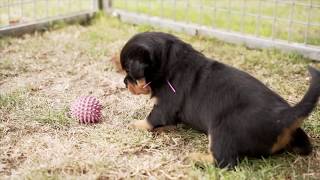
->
[211,131,239,169]
[189,132,238,169]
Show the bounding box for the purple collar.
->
[143,80,176,93]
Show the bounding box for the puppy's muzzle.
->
[124,77,151,95]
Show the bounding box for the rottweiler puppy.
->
[120,32,319,168]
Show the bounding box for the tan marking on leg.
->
[271,118,304,153]
[129,119,153,131]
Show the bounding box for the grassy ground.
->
[1,14,320,179]
[113,0,320,46]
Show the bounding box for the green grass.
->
[0,90,25,114]
[0,14,320,179]
[34,107,73,129]
[113,0,320,45]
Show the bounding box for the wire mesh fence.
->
[0,0,97,29]
[113,0,320,45]
[110,0,320,60]
[112,0,320,46]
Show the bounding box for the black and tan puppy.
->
[120,32,320,168]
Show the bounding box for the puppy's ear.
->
[128,60,149,79]
[121,45,153,79]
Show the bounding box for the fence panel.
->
[0,0,98,36]
[111,0,320,60]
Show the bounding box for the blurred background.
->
[0,0,319,59]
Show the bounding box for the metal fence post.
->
[99,0,112,14]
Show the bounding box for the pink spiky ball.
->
[70,96,103,124]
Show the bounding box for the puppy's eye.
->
[124,78,128,87]
[124,75,136,87]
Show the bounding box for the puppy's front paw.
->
[129,119,153,131]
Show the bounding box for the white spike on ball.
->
[70,96,103,124]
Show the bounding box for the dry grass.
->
[1,14,320,179]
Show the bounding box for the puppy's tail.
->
[282,66,320,127]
